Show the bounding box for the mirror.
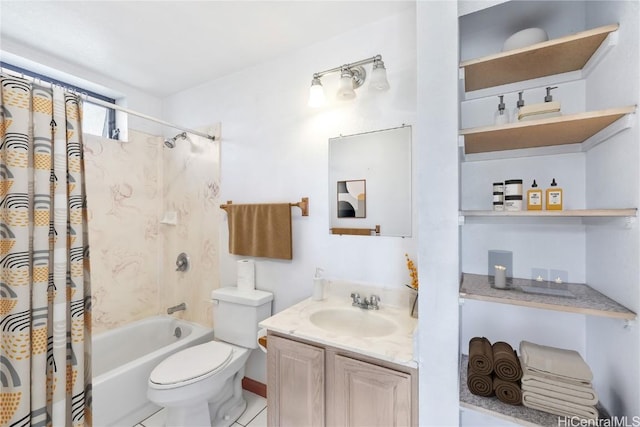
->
[328,125,412,237]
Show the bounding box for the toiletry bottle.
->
[544,86,558,102]
[494,95,510,125]
[527,180,543,210]
[512,91,525,122]
[545,178,563,210]
[312,268,325,301]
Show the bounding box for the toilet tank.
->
[211,287,273,349]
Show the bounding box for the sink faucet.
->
[350,292,380,310]
[167,302,186,314]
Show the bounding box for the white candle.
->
[494,265,507,289]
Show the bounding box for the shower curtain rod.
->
[83,94,216,141]
[0,65,215,141]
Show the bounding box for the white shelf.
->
[460,209,637,218]
[459,273,636,321]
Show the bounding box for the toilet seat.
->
[149,341,233,388]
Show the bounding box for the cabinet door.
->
[267,335,325,427]
[332,354,412,427]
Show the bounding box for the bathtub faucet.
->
[167,302,186,315]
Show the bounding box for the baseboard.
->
[242,377,267,398]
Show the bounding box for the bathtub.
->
[92,316,215,427]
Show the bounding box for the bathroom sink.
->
[308,308,397,337]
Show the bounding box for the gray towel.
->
[520,341,593,383]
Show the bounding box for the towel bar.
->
[330,225,381,236]
[220,197,309,216]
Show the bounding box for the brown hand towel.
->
[493,342,522,382]
[467,364,494,397]
[493,377,522,406]
[469,337,493,375]
[226,203,292,260]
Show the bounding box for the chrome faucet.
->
[167,302,186,314]
[350,292,380,310]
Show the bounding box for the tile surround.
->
[84,129,221,333]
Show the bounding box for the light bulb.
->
[336,68,356,100]
[308,76,325,108]
[370,60,390,91]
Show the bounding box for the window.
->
[0,61,118,139]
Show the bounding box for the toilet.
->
[147,287,273,427]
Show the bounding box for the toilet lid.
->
[150,341,233,386]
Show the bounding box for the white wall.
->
[584,1,640,418]
[1,39,163,137]
[416,1,461,425]
[162,8,417,383]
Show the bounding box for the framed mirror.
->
[328,125,412,237]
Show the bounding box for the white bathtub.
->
[92,316,215,427]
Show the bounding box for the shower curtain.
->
[1,75,92,426]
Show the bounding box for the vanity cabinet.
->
[266,334,325,427]
[457,1,639,424]
[267,333,417,427]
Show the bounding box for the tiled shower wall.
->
[84,129,220,334]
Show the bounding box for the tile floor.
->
[135,390,267,427]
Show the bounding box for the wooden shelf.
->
[461,208,637,218]
[459,355,610,427]
[460,106,635,155]
[459,274,636,320]
[460,24,619,92]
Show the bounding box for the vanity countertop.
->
[259,296,418,369]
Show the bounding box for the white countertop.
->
[259,296,418,369]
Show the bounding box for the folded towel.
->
[522,391,599,420]
[493,377,522,406]
[226,203,292,260]
[493,342,522,382]
[469,337,493,375]
[467,364,494,397]
[522,383,597,406]
[522,374,598,404]
[520,341,593,383]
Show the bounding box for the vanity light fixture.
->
[308,54,390,107]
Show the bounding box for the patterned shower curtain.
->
[0,75,92,426]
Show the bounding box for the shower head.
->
[163,132,187,149]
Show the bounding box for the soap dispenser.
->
[545,178,563,210]
[512,91,525,122]
[527,180,543,210]
[494,95,510,125]
[312,268,326,301]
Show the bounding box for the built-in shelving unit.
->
[459,274,636,320]
[457,4,639,422]
[460,24,619,92]
[460,208,637,218]
[459,355,610,427]
[460,106,635,155]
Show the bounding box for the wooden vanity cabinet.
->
[267,332,417,427]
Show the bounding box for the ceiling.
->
[0,1,414,98]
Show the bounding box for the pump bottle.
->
[312,268,326,301]
[545,178,563,210]
[527,180,543,210]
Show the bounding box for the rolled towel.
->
[469,337,493,375]
[467,364,494,397]
[521,374,598,404]
[493,377,522,406]
[522,391,599,420]
[493,342,522,381]
[520,341,593,383]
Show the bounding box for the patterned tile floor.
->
[134,390,267,427]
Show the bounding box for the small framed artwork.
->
[337,179,366,218]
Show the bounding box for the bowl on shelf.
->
[502,27,549,51]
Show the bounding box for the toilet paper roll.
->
[237,259,255,291]
[257,328,268,353]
